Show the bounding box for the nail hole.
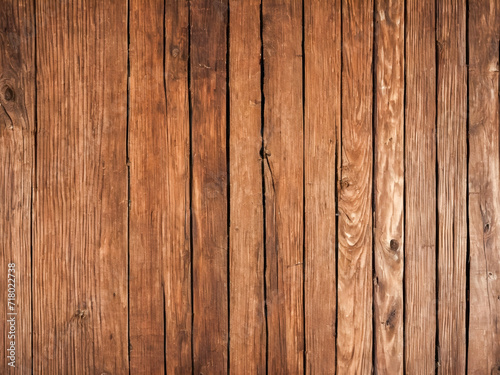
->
[390,239,399,251]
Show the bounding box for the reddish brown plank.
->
[228,0,266,373]
[373,0,404,373]
[0,1,34,373]
[436,0,467,373]
[405,0,437,372]
[262,0,304,373]
[337,0,373,373]
[190,0,229,373]
[304,0,340,373]
[34,0,128,373]
[468,0,500,373]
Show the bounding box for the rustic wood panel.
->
[0,1,34,373]
[228,0,266,373]
[373,0,405,373]
[190,0,229,373]
[405,0,437,372]
[337,0,373,373]
[436,0,467,373]
[468,0,500,373]
[262,0,304,373]
[34,0,128,373]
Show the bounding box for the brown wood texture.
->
[229,0,266,374]
[33,0,128,373]
[304,0,340,373]
[190,0,229,373]
[405,0,437,372]
[468,0,500,373]
[373,0,404,373]
[436,0,467,373]
[0,1,34,373]
[262,0,304,373]
[337,0,373,373]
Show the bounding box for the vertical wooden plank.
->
[129,0,192,372]
[229,0,266,373]
[436,0,467,373]
[373,0,404,373]
[262,0,304,373]
[405,0,436,372]
[190,0,229,373]
[337,0,373,373]
[468,0,500,373]
[304,0,340,373]
[0,1,34,373]
[34,0,128,373]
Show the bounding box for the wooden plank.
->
[34,0,128,373]
[0,1,34,373]
[404,0,436,372]
[373,0,404,373]
[129,0,192,373]
[228,0,266,373]
[190,0,229,373]
[262,0,304,372]
[436,0,467,373]
[468,0,500,373]
[337,0,373,373]
[304,0,340,373]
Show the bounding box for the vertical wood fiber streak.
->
[373,0,404,373]
[34,0,128,373]
[262,0,304,373]
[190,0,229,373]
[468,0,500,373]
[0,1,34,373]
[404,0,437,372]
[229,0,266,373]
[436,0,467,373]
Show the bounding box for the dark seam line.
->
[435,0,440,372]
[301,0,306,373]
[464,0,470,371]
[402,0,407,372]
[371,0,377,372]
[226,1,231,373]
[126,0,131,372]
[32,0,37,372]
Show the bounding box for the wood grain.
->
[436,0,467,373]
[304,0,340,373]
[190,0,229,373]
[262,0,304,373]
[468,0,500,373]
[373,0,404,373]
[337,0,373,373]
[0,1,34,373]
[405,0,437,372]
[229,0,266,373]
[34,0,128,373]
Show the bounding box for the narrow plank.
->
[34,0,128,373]
[373,0,404,373]
[129,0,192,373]
[304,0,340,373]
[436,0,467,373]
[228,0,266,373]
[337,0,373,373]
[405,0,437,372]
[190,0,229,373]
[262,0,304,373]
[0,1,34,373]
[468,0,500,373]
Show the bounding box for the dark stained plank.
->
[0,1,34,373]
[337,0,373,373]
[262,0,304,373]
[228,0,266,373]
[190,0,229,373]
[129,0,192,372]
[436,0,467,373]
[404,0,436,372]
[304,0,340,373]
[468,0,500,373]
[33,0,128,373]
[373,0,404,373]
